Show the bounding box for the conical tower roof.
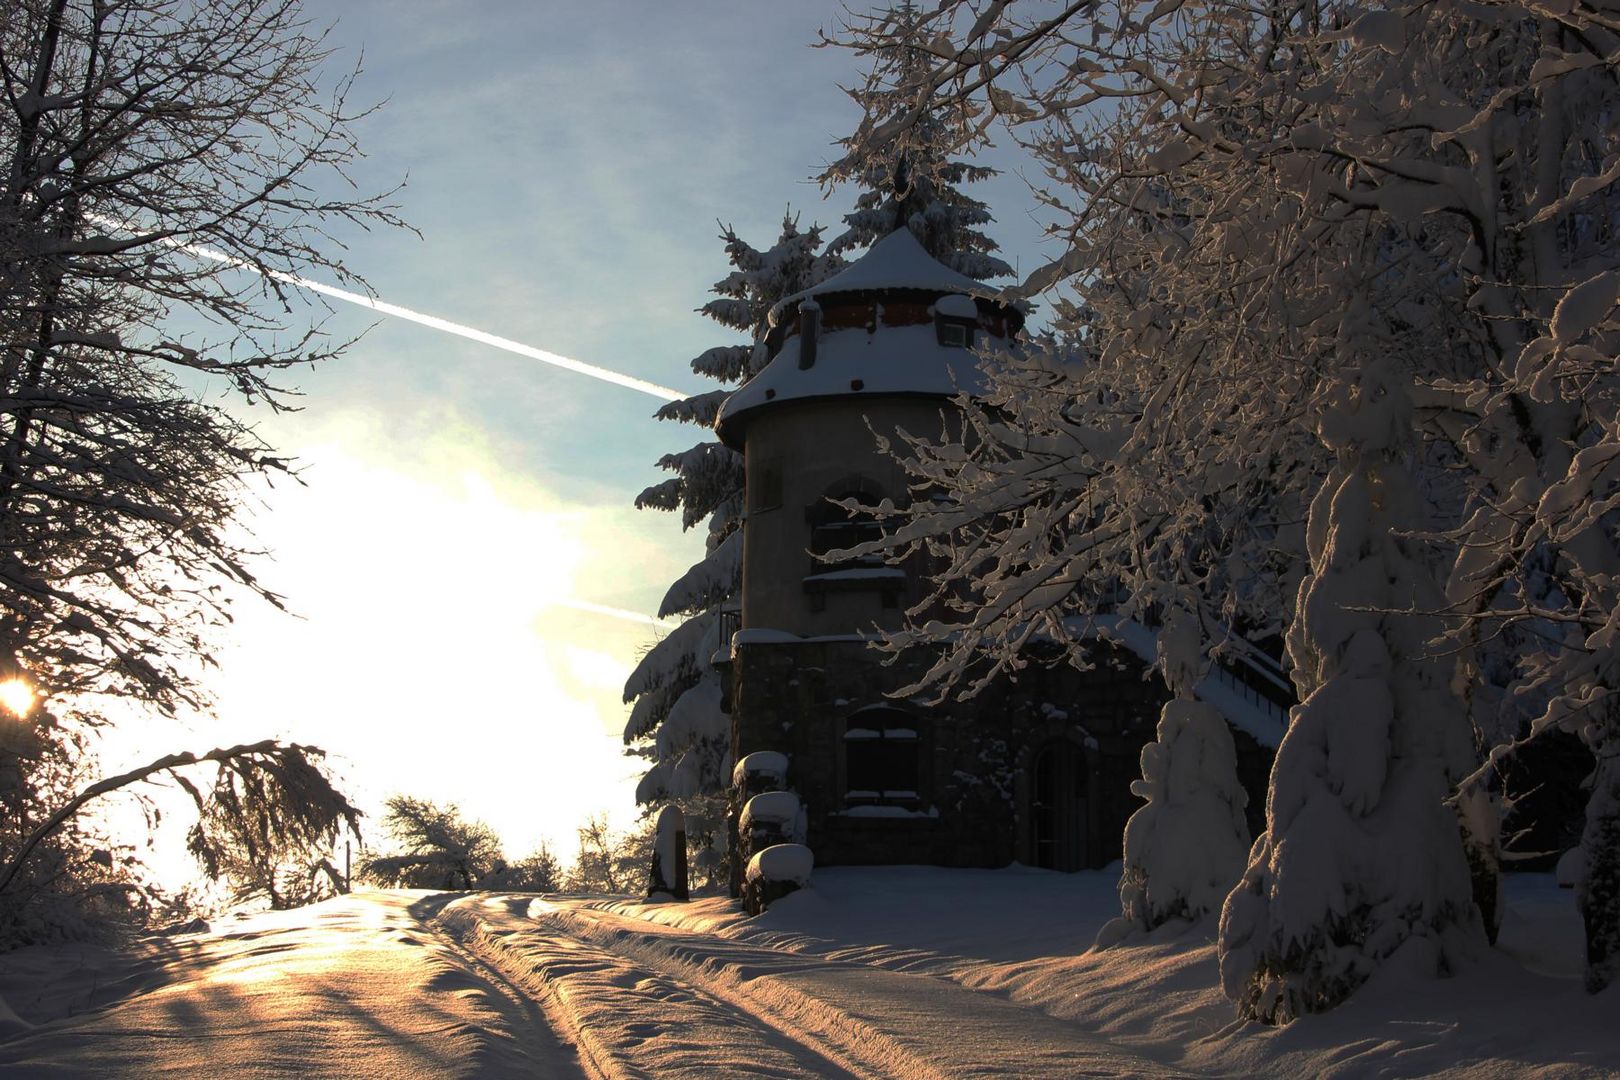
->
[716,230,1021,448]
[766,228,1001,327]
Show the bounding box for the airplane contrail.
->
[81,217,693,635]
[554,598,682,632]
[89,215,689,402]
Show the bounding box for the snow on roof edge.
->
[768,229,1010,327]
[1084,615,1287,748]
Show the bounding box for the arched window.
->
[843,708,921,807]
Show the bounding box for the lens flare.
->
[0,678,35,718]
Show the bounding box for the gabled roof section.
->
[767,228,1002,327]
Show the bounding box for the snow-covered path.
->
[441,892,1177,1079]
[1,869,1612,1077]
[0,891,590,1078]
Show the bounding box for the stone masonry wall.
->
[729,639,1271,872]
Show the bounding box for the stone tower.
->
[714,229,1279,881]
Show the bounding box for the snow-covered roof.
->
[717,230,1029,445]
[1082,615,1289,748]
[716,323,1004,445]
[768,228,1004,326]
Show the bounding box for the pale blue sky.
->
[108,2,1058,872]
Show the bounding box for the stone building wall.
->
[729,638,1271,872]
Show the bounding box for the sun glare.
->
[0,678,36,718]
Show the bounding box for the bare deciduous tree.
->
[1,0,405,715]
[0,0,406,937]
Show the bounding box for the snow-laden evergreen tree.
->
[1219,359,1481,1021]
[828,0,1620,998]
[1098,609,1248,945]
[624,216,841,882]
[821,2,1012,281]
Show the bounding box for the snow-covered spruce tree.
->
[820,3,1012,282]
[830,0,1620,995]
[1098,609,1248,946]
[1220,359,1481,1021]
[0,0,402,936]
[625,216,841,885]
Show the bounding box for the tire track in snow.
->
[437,894,877,1080]
[417,896,600,1080]
[471,896,1190,1079]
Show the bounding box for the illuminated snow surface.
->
[0,869,1614,1078]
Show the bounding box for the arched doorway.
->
[1031,740,1088,871]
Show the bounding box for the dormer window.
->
[933,293,979,348]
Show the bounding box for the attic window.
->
[934,294,979,348]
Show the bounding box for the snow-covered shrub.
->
[1219,363,1482,1022]
[743,843,813,915]
[732,752,789,793]
[1101,700,1248,946]
[726,752,794,899]
[1099,610,1249,945]
[739,791,806,867]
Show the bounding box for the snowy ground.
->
[0,868,1613,1078]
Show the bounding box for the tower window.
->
[806,479,886,567]
[803,477,906,607]
[750,458,783,514]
